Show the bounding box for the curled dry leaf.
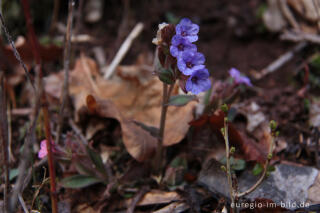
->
[86,95,157,162]
[190,110,269,163]
[68,55,196,146]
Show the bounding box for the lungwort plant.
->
[152,18,211,173]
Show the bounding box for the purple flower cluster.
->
[170,18,211,94]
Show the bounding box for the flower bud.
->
[221,104,229,113]
[230,146,236,154]
[269,120,277,131]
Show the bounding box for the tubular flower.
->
[176,18,199,42]
[186,68,211,94]
[229,68,252,86]
[170,35,197,58]
[177,51,205,75]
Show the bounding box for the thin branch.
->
[20,0,58,212]
[0,73,9,213]
[56,0,75,145]
[255,41,307,80]
[223,116,235,211]
[126,186,149,213]
[0,12,35,91]
[18,193,29,213]
[50,0,60,34]
[104,23,144,79]
[10,91,41,211]
[69,119,88,145]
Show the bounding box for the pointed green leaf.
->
[159,69,175,85]
[252,163,263,176]
[231,158,246,171]
[167,95,197,106]
[86,146,106,175]
[60,175,102,189]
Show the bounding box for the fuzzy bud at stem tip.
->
[221,103,228,113]
[270,120,277,131]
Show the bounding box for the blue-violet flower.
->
[186,68,211,94]
[229,68,252,86]
[177,51,205,75]
[176,18,199,43]
[170,35,197,58]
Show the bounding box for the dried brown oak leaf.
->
[86,95,157,162]
[69,55,196,147]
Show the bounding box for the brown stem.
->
[56,0,75,145]
[0,74,9,212]
[42,89,58,213]
[20,1,58,212]
[50,0,60,34]
[153,83,174,174]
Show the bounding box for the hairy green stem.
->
[223,117,235,211]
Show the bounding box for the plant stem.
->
[56,0,75,145]
[154,83,174,174]
[223,116,235,211]
[42,92,58,213]
[0,74,9,213]
[20,1,58,212]
[236,132,275,198]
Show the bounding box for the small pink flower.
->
[38,140,55,159]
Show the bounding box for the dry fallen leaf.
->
[125,190,182,206]
[45,55,196,160]
[69,55,195,146]
[190,110,269,163]
[86,95,157,162]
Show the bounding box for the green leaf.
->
[227,107,237,122]
[231,158,246,171]
[167,95,197,106]
[220,157,246,171]
[252,163,263,176]
[86,146,106,175]
[9,168,19,181]
[267,165,275,172]
[60,175,102,189]
[159,69,175,85]
[170,156,187,169]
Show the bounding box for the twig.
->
[56,0,75,145]
[10,92,41,211]
[50,0,60,34]
[69,119,88,145]
[7,101,15,162]
[315,127,320,169]
[222,114,235,211]
[104,23,144,79]
[255,41,307,80]
[236,124,275,198]
[126,186,149,213]
[281,30,320,44]
[0,12,35,91]
[0,73,9,213]
[18,193,29,213]
[20,0,58,212]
